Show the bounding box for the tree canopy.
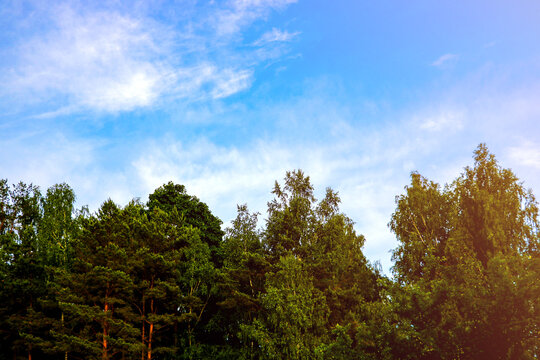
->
[0,144,538,359]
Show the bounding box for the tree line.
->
[0,144,539,359]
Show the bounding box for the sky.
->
[2,0,540,273]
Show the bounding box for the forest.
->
[0,144,538,360]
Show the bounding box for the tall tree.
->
[0,181,47,360]
[217,205,268,358]
[25,183,79,360]
[47,192,220,360]
[38,183,77,267]
[390,144,540,359]
[51,200,142,360]
[247,254,329,360]
[147,182,224,264]
[254,170,383,359]
[265,170,316,261]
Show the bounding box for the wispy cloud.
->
[0,0,298,116]
[431,53,459,67]
[418,109,465,132]
[128,124,436,273]
[127,90,467,272]
[508,142,540,169]
[253,28,300,46]
[171,65,253,100]
[135,76,540,273]
[133,138,292,204]
[215,0,298,36]
[4,6,168,112]
[4,72,540,274]
[0,128,97,189]
[211,69,254,98]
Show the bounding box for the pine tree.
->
[52,200,141,360]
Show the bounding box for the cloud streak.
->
[3,71,540,274]
[508,142,540,169]
[0,0,298,116]
[431,53,459,67]
[2,0,540,278]
[4,6,168,112]
[126,75,540,274]
[253,28,300,46]
[418,109,465,132]
[215,0,298,35]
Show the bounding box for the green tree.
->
[252,170,383,359]
[132,205,186,360]
[390,144,540,359]
[0,181,48,360]
[147,183,224,359]
[27,183,79,360]
[147,182,224,264]
[51,200,142,360]
[38,183,77,267]
[309,187,380,327]
[42,191,220,360]
[265,170,316,261]
[217,205,268,358]
[249,254,329,360]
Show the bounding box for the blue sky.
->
[2,0,540,272]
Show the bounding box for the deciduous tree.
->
[390,144,540,359]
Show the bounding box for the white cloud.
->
[169,64,253,100]
[253,28,300,45]
[0,124,152,212]
[5,73,540,274]
[431,53,459,67]
[215,0,298,35]
[0,129,95,190]
[0,1,298,115]
[211,69,253,98]
[508,142,540,169]
[5,6,169,112]
[94,79,540,269]
[418,109,465,132]
[129,113,438,273]
[132,138,294,212]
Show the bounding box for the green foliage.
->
[48,199,219,359]
[0,181,47,359]
[38,183,77,267]
[253,170,383,359]
[51,200,143,359]
[265,170,316,260]
[217,204,268,358]
[148,182,224,263]
[249,255,329,360]
[147,183,225,358]
[390,144,540,359]
[1,144,538,359]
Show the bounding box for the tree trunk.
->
[147,299,154,360]
[103,302,109,360]
[146,278,155,360]
[141,299,145,360]
[147,322,153,360]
